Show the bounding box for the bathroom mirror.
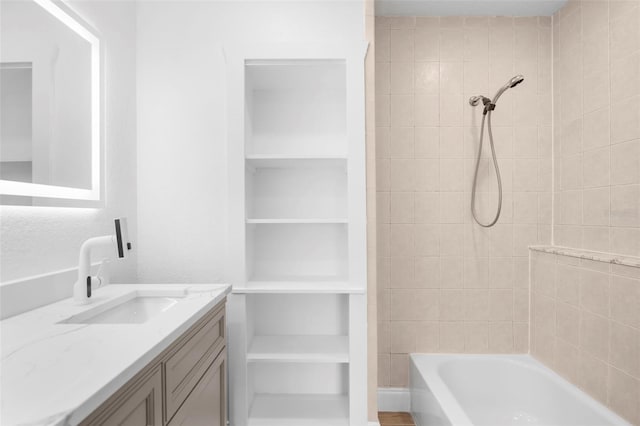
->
[0,0,101,206]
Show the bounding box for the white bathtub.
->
[410,354,630,426]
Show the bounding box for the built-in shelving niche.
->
[244,60,347,157]
[247,364,349,426]
[243,59,350,291]
[245,294,349,426]
[228,44,366,426]
[245,223,348,285]
[246,294,349,362]
[245,158,347,221]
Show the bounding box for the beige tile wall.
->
[545,2,640,421]
[373,3,640,423]
[553,0,640,254]
[531,250,640,424]
[376,16,553,387]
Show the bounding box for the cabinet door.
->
[99,368,163,426]
[165,306,225,421]
[168,351,226,426]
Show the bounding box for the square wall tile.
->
[390,29,415,62]
[608,366,640,424]
[415,61,439,93]
[489,321,514,353]
[415,127,440,158]
[579,310,610,362]
[611,97,640,144]
[390,127,415,159]
[439,321,466,351]
[390,94,415,126]
[611,185,640,228]
[611,140,640,185]
[582,147,610,188]
[465,322,489,353]
[415,27,439,62]
[609,321,640,379]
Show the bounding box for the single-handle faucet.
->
[73,217,132,304]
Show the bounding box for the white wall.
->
[0,1,137,286]
[136,0,364,283]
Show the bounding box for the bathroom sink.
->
[60,294,185,325]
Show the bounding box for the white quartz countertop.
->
[0,283,231,426]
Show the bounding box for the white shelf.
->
[236,281,363,294]
[248,394,349,426]
[245,165,347,219]
[247,336,349,363]
[246,218,348,224]
[247,224,348,280]
[246,156,347,170]
[246,154,347,160]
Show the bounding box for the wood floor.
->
[378,412,416,426]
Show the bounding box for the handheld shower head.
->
[492,74,525,104]
[468,75,525,113]
[508,75,524,88]
[468,73,526,227]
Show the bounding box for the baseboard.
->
[378,387,410,412]
[369,422,381,426]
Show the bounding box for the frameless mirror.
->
[0,0,100,206]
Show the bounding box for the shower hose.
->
[470,109,502,228]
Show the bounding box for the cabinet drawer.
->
[164,306,225,422]
[168,351,226,426]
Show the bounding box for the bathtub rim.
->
[410,353,473,426]
[409,353,631,426]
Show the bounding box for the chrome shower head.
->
[508,75,524,88]
[468,75,525,113]
[492,74,525,104]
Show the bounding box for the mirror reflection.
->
[0,0,92,193]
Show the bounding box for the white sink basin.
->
[60,292,187,325]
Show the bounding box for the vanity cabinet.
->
[168,352,226,426]
[164,306,226,421]
[99,368,163,426]
[80,300,226,426]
